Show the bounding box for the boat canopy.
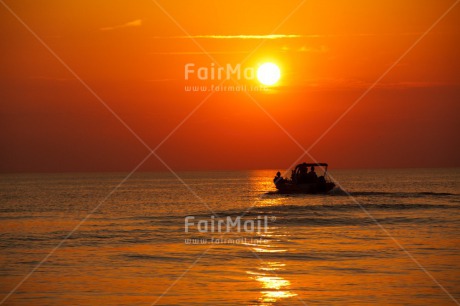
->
[296,163,328,167]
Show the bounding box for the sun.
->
[257,63,281,86]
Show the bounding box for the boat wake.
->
[265,188,457,198]
[336,191,457,198]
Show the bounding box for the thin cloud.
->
[158,34,318,39]
[152,32,424,40]
[100,19,142,31]
[150,51,250,55]
[150,47,327,55]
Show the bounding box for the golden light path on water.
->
[2,170,459,304]
[244,176,298,304]
[246,251,297,304]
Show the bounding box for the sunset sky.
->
[1,0,459,172]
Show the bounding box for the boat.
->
[273,162,335,194]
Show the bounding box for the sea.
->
[0,168,459,305]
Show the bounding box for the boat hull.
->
[275,182,335,194]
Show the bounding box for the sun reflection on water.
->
[255,197,284,207]
[247,171,298,304]
[252,247,287,253]
[248,246,297,305]
[247,261,297,305]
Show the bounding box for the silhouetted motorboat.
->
[273,162,335,194]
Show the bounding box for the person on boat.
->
[310,166,318,181]
[298,163,308,183]
[310,166,317,176]
[305,166,318,183]
[274,171,284,185]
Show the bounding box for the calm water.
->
[1,168,459,305]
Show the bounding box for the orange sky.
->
[1,0,459,172]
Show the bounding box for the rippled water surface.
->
[1,168,459,305]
